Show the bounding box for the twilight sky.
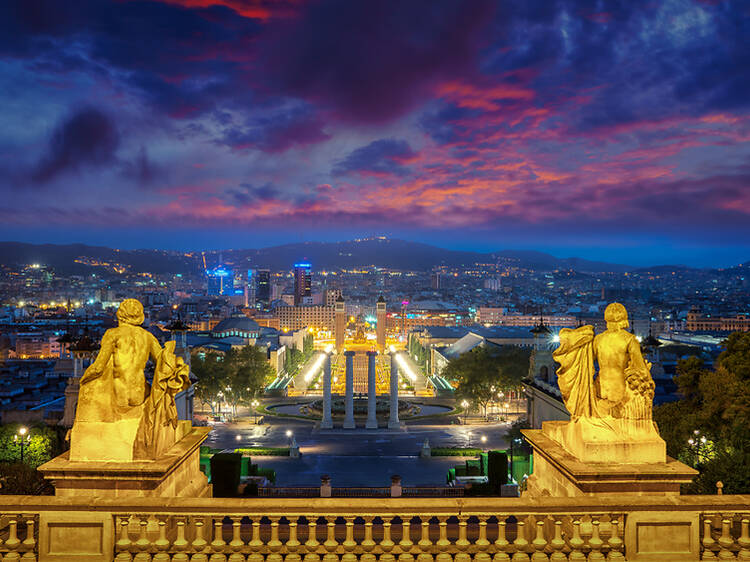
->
[0,0,748,267]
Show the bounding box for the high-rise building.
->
[244,269,256,307]
[255,269,270,304]
[326,289,343,307]
[207,264,234,296]
[430,272,441,290]
[293,262,312,305]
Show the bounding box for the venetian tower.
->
[335,294,346,352]
[376,295,386,352]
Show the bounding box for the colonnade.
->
[319,350,400,430]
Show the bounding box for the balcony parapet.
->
[1,494,749,561]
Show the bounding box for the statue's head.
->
[116,298,145,326]
[604,302,629,330]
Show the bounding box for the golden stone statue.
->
[549,302,665,463]
[70,298,190,462]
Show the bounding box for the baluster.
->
[703,516,718,561]
[5,516,21,562]
[531,518,548,562]
[452,515,469,562]
[400,517,415,562]
[209,518,228,562]
[738,517,750,561]
[246,519,264,562]
[717,517,736,561]
[20,516,36,562]
[132,517,152,562]
[192,518,210,562]
[285,518,302,562]
[227,517,245,562]
[585,518,603,562]
[494,519,511,562]
[115,516,134,562]
[568,519,585,562]
[606,517,624,562]
[435,517,450,549]
[361,517,376,554]
[172,518,189,562]
[417,516,434,561]
[511,519,529,562]
[381,518,397,562]
[341,517,357,562]
[153,518,171,562]
[267,517,284,562]
[304,517,321,562]
[474,516,491,562]
[548,519,565,562]
[322,518,338,562]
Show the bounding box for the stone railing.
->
[1,495,749,561]
[258,487,465,498]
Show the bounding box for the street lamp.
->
[480,435,487,451]
[461,400,469,425]
[14,427,30,464]
[251,399,260,424]
[286,429,293,445]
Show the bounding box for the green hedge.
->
[234,447,290,456]
[431,448,483,456]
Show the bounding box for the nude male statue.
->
[593,302,651,414]
[77,298,161,421]
[554,302,655,423]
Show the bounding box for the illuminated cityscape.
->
[0,1,749,560]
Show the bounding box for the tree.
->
[191,350,227,415]
[654,331,750,494]
[445,345,531,418]
[222,345,274,415]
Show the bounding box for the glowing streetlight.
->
[461,400,469,425]
[14,427,30,463]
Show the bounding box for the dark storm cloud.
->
[0,0,262,117]
[32,107,119,183]
[333,139,416,177]
[263,0,495,123]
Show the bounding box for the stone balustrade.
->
[1,495,749,561]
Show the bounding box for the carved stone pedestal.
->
[522,426,697,497]
[542,419,667,464]
[39,426,211,498]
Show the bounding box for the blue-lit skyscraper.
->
[207,264,234,296]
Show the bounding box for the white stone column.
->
[321,353,333,429]
[388,352,400,429]
[343,350,355,429]
[366,351,378,429]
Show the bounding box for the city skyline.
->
[1,1,749,267]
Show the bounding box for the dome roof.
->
[212,315,260,335]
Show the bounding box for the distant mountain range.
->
[0,238,719,275]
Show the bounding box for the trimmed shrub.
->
[488,450,508,493]
[234,447,290,456]
[210,453,242,497]
[430,448,483,456]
